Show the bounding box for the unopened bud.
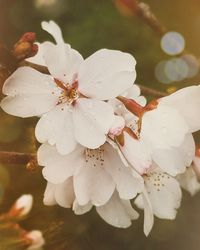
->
[12,32,38,61]
[8,194,33,218]
[26,230,45,250]
[109,115,125,137]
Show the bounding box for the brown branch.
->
[0,151,36,165]
[137,2,167,36]
[114,0,167,37]
[138,84,167,97]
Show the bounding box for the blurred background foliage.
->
[1,0,200,249]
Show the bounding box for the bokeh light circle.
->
[165,58,189,81]
[181,54,199,78]
[161,31,185,55]
[155,60,171,84]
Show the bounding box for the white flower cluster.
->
[1,21,200,236]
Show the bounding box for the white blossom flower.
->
[38,142,143,206]
[109,84,197,176]
[177,166,200,196]
[135,166,182,236]
[1,21,136,154]
[140,86,200,175]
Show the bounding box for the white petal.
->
[73,98,114,149]
[43,42,83,84]
[152,149,185,176]
[177,167,200,196]
[144,170,182,220]
[121,132,152,175]
[180,133,195,166]
[96,192,139,228]
[42,20,64,44]
[26,42,53,66]
[2,67,57,96]
[73,165,115,206]
[142,189,154,236]
[78,49,136,100]
[54,177,75,208]
[73,200,93,215]
[135,188,154,236]
[103,143,144,199]
[38,143,84,184]
[141,105,189,150]
[35,104,77,155]
[43,182,57,206]
[159,85,200,132]
[1,67,59,118]
[152,134,195,176]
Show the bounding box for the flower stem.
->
[117,95,145,116]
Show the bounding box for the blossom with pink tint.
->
[135,165,182,236]
[1,21,136,155]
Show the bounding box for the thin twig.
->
[138,84,166,97]
[137,2,167,36]
[0,151,36,165]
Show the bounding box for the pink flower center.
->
[54,78,79,105]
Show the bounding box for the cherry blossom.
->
[139,86,200,176]
[135,166,182,236]
[38,142,143,206]
[112,85,197,176]
[0,21,136,154]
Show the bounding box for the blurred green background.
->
[1,0,200,249]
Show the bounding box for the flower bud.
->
[12,32,38,61]
[26,230,45,250]
[8,194,33,218]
